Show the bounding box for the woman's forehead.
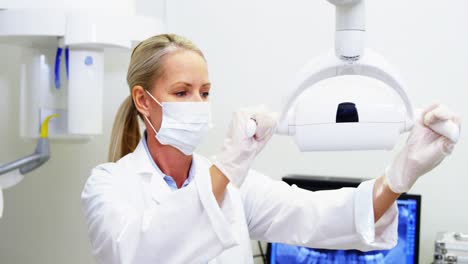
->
[163,50,208,78]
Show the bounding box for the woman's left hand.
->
[385,103,462,193]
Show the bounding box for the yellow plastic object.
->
[40,114,59,138]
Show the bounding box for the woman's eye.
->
[175,91,187,97]
[201,92,210,98]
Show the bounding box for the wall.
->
[0,0,467,263]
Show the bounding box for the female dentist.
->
[81,34,461,264]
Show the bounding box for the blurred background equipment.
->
[434,232,468,264]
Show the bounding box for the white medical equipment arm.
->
[0,144,48,175]
[328,0,365,61]
[0,115,57,177]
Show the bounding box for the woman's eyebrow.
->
[170,81,192,87]
[169,82,211,88]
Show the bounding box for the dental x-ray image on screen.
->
[267,175,421,264]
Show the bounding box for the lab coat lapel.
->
[130,141,172,204]
[149,173,172,204]
[192,154,210,195]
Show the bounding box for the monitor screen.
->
[267,175,421,264]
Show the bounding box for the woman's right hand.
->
[213,106,278,188]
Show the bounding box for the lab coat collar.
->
[129,141,170,203]
[132,140,157,175]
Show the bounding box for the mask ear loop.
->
[145,90,163,107]
[144,90,163,135]
[144,115,159,135]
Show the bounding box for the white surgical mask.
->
[144,90,212,155]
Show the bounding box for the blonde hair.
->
[108,34,205,162]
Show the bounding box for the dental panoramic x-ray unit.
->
[248,0,459,150]
[0,1,163,217]
[0,7,162,139]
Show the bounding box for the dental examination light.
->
[263,0,459,151]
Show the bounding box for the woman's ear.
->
[132,86,151,117]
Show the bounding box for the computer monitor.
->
[266,175,421,264]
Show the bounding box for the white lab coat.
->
[81,141,399,264]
